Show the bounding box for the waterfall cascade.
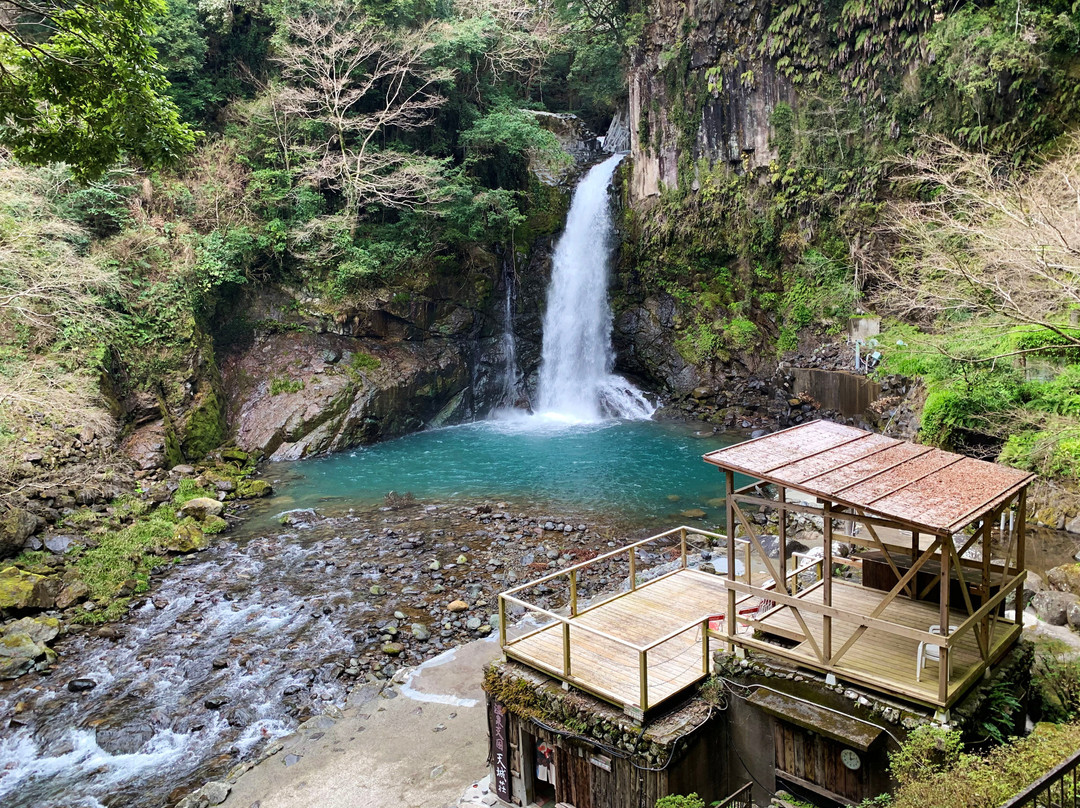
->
[497,255,523,407]
[535,154,654,422]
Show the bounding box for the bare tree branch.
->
[273,4,452,217]
[870,135,1080,352]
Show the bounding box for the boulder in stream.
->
[0,615,60,678]
[158,523,209,554]
[1032,590,1080,626]
[1047,563,1080,597]
[178,498,224,520]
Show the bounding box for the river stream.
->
[0,418,742,808]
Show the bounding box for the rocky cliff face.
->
[214,199,569,461]
[628,0,794,200]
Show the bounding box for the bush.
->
[1033,647,1080,723]
[269,377,304,396]
[655,794,705,808]
[889,725,964,787]
[722,317,759,350]
[882,722,1080,808]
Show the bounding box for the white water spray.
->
[536,154,654,422]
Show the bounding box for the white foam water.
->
[535,154,655,423]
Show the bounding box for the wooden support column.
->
[1017,488,1027,571]
[726,470,737,643]
[981,516,993,650]
[823,501,833,664]
[778,486,788,594]
[569,570,578,617]
[910,530,920,597]
[1016,489,1028,631]
[939,537,951,704]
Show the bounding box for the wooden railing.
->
[999,747,1080,808]
[499,526,748,714]
[714,782,754,808]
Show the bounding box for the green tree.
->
[0,0,197,179]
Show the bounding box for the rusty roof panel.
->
[840,449,962,504]
[702,421,865,476]
[871,457,1034,533]
[771,433,898,485]
[806,442,931,491]
[703,420,1036,534]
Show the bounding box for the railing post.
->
[701,618,710,673]
[939,537,951,705]
[498,595,507,649]
[726,471,737,645]
[744,541,752,585]
[680,527,687,568]
[629,547,636,591]
[563,621,571,677]
[569,570,578,616]
[823,501,833,664]
[639,649,649,712]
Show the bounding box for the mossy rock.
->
[202,515,228,534]
[158,523,208,554]
[220,447,249,464]
[184,388,227,460]
[177,497,224,520]
[0,566,58,610]
[237,480,272,499]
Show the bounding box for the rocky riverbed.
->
[0,498,669,808]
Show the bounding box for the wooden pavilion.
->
[704,420,1034,712]
[498,421,1035,719]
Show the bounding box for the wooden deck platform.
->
[504,569,732,715]
[753,579,1020,707]
[503,566,1021,715]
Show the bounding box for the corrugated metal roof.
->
[703,421,1035,535]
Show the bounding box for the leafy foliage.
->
[870,721,1080,808]
[0,0,197,178]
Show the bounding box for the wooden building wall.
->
[490,700,727,808]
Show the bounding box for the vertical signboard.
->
[492,702,511,802]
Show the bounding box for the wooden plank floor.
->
[504,569,731,711]
[757,579,1017,706]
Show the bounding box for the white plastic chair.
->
[916,624,956,682]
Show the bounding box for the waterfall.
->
[498,255,522,407]
[535,154,654,422]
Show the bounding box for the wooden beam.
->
[824,501,833,663]
[856,507,912,598]
[733,501,825,663]
[723,577,945,645]
[726,470,737,643]
[779,485,788,596]
[951,572,1026,640]
[1017,487,1027,573]
[939,543,951,704]
[733,494,943,534]
[828,536,949,668]
[948,541,988,661]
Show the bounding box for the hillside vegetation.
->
[0,0,625,488]
[618,0,1080,480]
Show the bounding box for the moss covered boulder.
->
[0,508,39,558]
[0,566,59,610]
[158,523,208,554]
[1047,564,1080,597]
[237,479,272,499]
[0,615,60,678]
[177,497,224,520]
